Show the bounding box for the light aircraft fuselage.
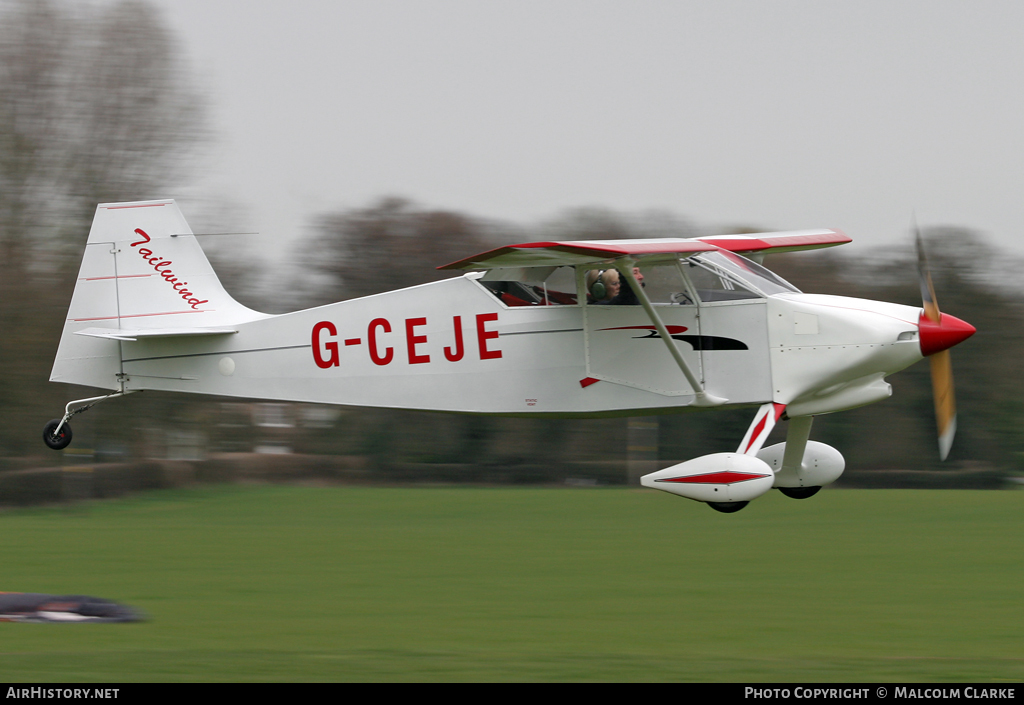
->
[45,200,976,512]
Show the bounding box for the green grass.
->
[1,485,1022,681]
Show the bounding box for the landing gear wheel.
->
[779,486,821,500]
[42,419,72,450]
[707,501,748,514]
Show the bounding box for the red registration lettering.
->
[312,321,340,369]
[405,317,430,364]
[444,315,464,362]
[368,318,394,365]
[476,313,502,360]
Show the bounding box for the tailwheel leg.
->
[42,391,131,451]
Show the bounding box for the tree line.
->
[0,0,1018,485]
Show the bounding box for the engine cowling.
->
[640,453,775,503]
[757,440,845,488]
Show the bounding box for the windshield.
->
[690,251,801,296]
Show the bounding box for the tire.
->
[707,501,748,514]
[779,486,821,500]
[43,419,72,450]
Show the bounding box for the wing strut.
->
[613,259,727,407]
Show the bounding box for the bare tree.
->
[0,0,207,274]
[0,0,207,458]
[300,197,497,305]
[539,206,697,242]
[0,0,72,278]
[65,0,207,213]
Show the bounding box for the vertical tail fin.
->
[50,199,264,389]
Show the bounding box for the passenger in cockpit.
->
[589,268,645,305]
[586,270,608,303]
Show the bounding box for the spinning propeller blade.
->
[929,349,956,461]
[915,227,975,460]
[916,224,941,325]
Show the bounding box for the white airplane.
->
[44,200,975,512]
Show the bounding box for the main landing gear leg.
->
[777,416,820,499]
[639,403,789,513]
[701,402,787,514]
[42,391,131,450]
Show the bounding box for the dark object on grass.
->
[0,593,143,623]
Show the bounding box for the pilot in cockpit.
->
[588,267,645,305]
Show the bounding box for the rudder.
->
[50,199,264,389]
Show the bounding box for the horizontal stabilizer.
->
[74,327,238,342]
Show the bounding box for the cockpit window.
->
[684,257,761,302]
[541,266,578,305]
[632,263,693,305]
[689,251,801,297]
[474,253,798,308]
[478,265,578,307]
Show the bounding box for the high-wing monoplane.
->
[44,200,975,512]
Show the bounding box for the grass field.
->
[1,485,1022,682]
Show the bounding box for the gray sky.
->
[153,0,1024,258]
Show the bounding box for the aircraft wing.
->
[438,238,717,270]
[439,230,850,271]
[74,327,238,342]
[695,229,851,255]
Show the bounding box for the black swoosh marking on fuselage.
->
[630,330,748,350]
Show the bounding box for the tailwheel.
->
[707,501,748,514]
[779,486,821,500]
[41,391,130,451]
[43,419,73,450]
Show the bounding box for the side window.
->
[683,258,761,302]
[478,266,578,307]
[636,263,694,305]
[479,279,544,307]
[584,263,694,306]
[541,266,578,305]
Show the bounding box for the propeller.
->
[915,227,976,460]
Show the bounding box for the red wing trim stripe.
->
[580,377,600,388]
[438,240,717,269]
[696,231,851,253]
[102,203,169,210]
[657,471,770,485]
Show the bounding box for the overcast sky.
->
[152,0,1024,259]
